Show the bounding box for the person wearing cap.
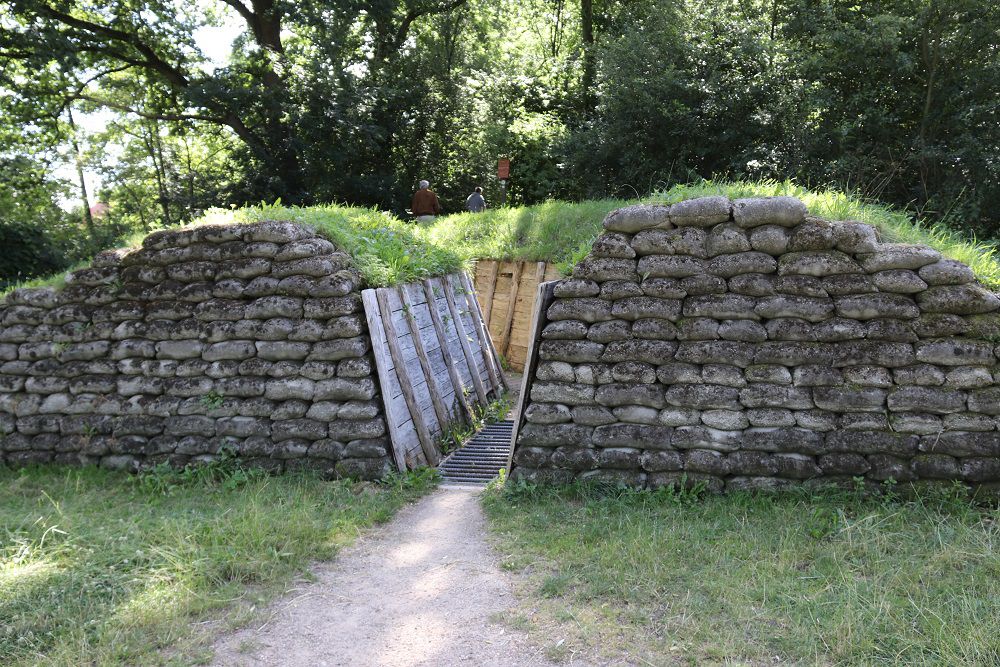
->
[411,180,441,222]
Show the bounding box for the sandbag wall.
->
[0,221,393,479]
[510,196,1000,495]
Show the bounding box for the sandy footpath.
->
[209,486,582,667]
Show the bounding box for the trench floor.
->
[437,419,514,486]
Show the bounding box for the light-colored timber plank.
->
[442,275,489,405]
[422,278,475,424]
[395,421,426,468]
[361,289,408,471]
[498,261,524,357]
[507,279,557,472]
[508,345,528,373]
[399,284,451,436]
[535,261,547,291]
[481,260,500,327]
[460,271,508,393]
[375,288,440,467]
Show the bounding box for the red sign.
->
[497,158,511,180]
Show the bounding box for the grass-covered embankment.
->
[7,179,1000,293]
[131,179,1000,288]
[0,464,437,666]
[483,482,1000,665]
[425,180,1000,286]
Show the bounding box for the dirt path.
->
[210,486,578,667]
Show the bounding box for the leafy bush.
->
[0,220,68,288]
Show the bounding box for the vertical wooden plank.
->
[422,278,475,424]
[507,280,557,473]
[534,261,547,288]
[498,261,524,356]
[442,276,489,405]
[398,284,451,434]
[459,271,507,393]
[361,289,408,471]
[375,289,440,467]
[481,260,500,328]
[501,260,547,375]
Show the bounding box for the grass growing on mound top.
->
[6,179,1000,292]
[199,203,466,287]
[483,481,1000,665]
[427,179,1000,288]
[423,199,627,275]
[0,464,437,666]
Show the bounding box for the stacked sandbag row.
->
[512,196,1000,496]
[0,221,392,478]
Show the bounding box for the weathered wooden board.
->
[507,280,557,472]
[473,259,561,372]
[363,272,506,470]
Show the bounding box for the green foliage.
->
[131,448,266,496]
[564,0,1000,237]
[0,465,437,666]
[483,482,1000,664]
[11,178,1000,294]
[198,390,225,411]
[199,203,467,287]
[3,0,1000,244]
[422,199,626,272]
[437,392,512,456]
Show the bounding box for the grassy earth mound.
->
[7,179,1000,293]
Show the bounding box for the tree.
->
[1,0,472,204]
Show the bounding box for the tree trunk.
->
[66,106,96,246]
[154,122,174,227]
[581,0,596,113]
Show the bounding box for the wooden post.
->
[507,280,556,473]
[534,261,547,287]
[361,289,408,471]
[442,276,490,405]
[481,260,500,327]
[398,284,451,433]
[375,289,440,467]
[458,272,506,393]
[498,261,523,357]
[421,279,475,424]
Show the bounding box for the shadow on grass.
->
[0,465,437,666]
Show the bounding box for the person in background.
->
[411,180,440,223]
[465,186,486,213]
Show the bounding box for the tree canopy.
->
[1,0,999,285]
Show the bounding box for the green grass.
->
[7,178,1000,292]
[198,203,467,287]
[423,180,1000,287]
[422,199,627,275]
[0,464,437,666]
[483,482,1000,665]
[436,392,514,456]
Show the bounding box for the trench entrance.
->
[437,419,515,485]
